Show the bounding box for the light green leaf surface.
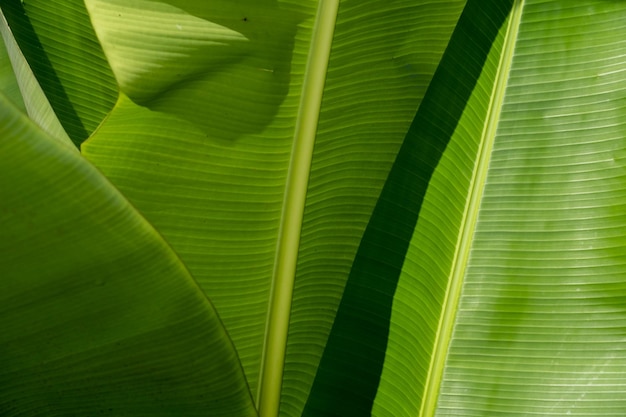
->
[282,0,466,415]
[0,92,256,416]
[1,0,117,146]
[80,2,465,416]
[4,0,626,416]
[373,1,626,416]
[0,19,24,110]
[82,0,309,401]
[0,8,72,147]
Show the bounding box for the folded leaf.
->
[0,18,24,110]
[5,0,626,416]
[1,0,117,145]
[0,8,72,146]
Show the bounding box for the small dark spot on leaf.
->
[242,17,248,22]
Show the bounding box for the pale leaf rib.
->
[419,1,524,415]
[256,1,339,416]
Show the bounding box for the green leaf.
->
[282,1,467,415]
[0,92,256,416]
[78,2,465,416]
[0,8,72,146]
[0,17,24,110]
[1,0,117,146]
[366,1,626,416]
[5,0,626,416]
[302,1,513,414]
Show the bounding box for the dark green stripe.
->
[301,1,514,415]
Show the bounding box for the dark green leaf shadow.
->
[301,1,514,415]
[1,0,117,147]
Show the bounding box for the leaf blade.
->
[0,8,73,146]
[0,92,256,417]
[1,0,117,145]
[82,0,308,388]
[375,1,626,416]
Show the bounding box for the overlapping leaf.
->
[77,1,465,412]
[0,8,72,145]
[3,0,626,416]
[0,93,256,416]
[366,1,626,416]
[1,0,117,145]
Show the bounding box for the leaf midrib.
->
[418,1,524,415]
[256,1,340,416]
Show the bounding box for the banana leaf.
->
[0,8,72,145]
[1,0,626,416]
[0,91,256,416]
